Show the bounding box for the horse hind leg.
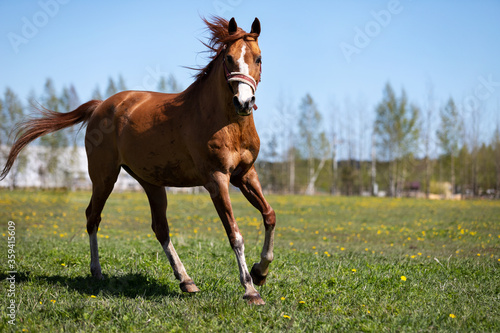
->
[86,166,120,279]
[126,170,199,293]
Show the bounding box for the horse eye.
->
[256,56,262,64]
[226,55,234,64]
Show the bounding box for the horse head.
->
[223,18,262,116]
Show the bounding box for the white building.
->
[0,145,141,191]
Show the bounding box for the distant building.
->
[0,145,140,191]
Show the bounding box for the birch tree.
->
[492,125,500,198]
[39,78,69,188]
[298,94,329,195]
[374,83,420,197]
[0,88,27,188]
[436,97,462,195]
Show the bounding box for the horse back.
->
[86,90,260,187]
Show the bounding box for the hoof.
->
[250,263,267,286]
[91,268,104,280]
[180,280,200,293]
[243,293,265,305]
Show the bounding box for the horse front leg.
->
[205,172,265,305]
[232,166,276,286]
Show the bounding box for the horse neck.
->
[183,57,235,120]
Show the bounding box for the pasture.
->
[1,190,499,332]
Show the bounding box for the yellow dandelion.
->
[289,242,294,246]
[418,253,422,256]
[449,314,456,318]
[352,269,357,272]
[39,301,42,304]
[90,295,97,298]
[312,246,316,249]
[51,300,56,303]
[477,253,481,256]
[283,315,290,319]
[280,297,285,301]
[340,247,345,251]
[401,276,407,281]
[299,301,305,304]
[61,263,66,266]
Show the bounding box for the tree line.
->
[256,83,500,199]
[1,79,499,198]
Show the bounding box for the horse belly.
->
[122,145,202,187]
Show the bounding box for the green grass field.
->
[1,190,499,332]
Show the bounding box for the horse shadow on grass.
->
[2,271,187,300]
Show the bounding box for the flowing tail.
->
[0,100,102,181]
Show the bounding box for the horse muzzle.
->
[233,95,255,116]
[225,69,258,117]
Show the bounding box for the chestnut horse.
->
[0,17,275,305]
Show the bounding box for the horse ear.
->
[251,18,261,36]
[228,17,238,35]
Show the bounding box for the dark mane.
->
[194,16,259,80]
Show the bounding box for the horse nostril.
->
[246,96,255,110]
[233,96,242,109]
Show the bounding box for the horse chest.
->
[207,132,258,172]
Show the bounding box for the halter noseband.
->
[222,47,261,110]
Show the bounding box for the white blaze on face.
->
[236,44,254,104]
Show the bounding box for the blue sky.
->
[1,0,499,158]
